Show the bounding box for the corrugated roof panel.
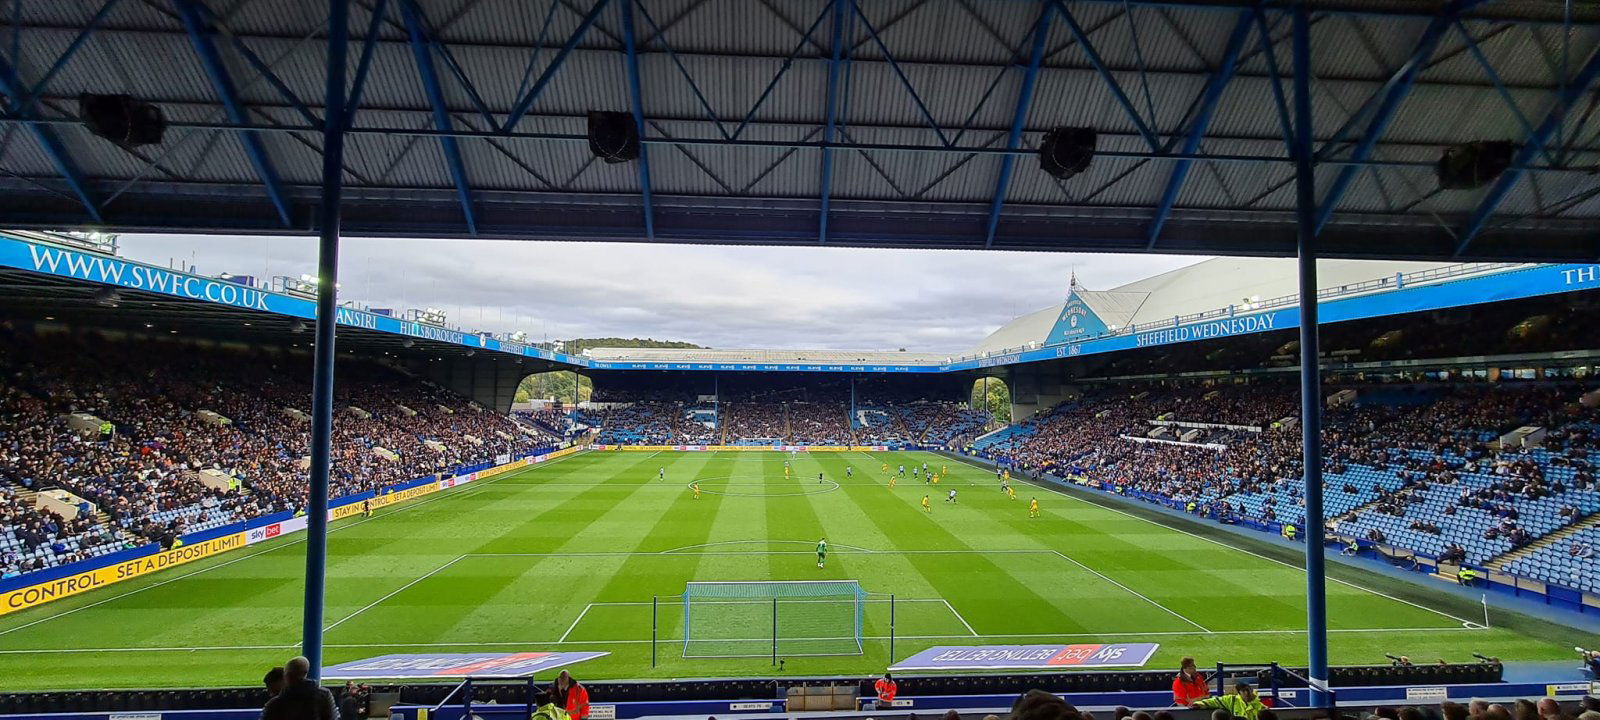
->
[0,0,1595,253]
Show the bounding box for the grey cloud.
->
[117,235,1206,353]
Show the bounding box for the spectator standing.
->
[339,681,363,720]
[261,656,336,720]
[875,673,898,707]
[1190,682,1266,720]
[262,667,286,700]
[550,670,590,720]
[1172,657,1210,706]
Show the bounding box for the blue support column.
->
[0,57,101,221]
[983,1,1053,248]
[172,0,293,227]
[1145,10,1252,248]
[1312,0,1487,234]
[818,0,847,244]
[302,0,350,681]
[620,0,655,241]
[399,0,477,235]
[1455,46,1600,256]
[1291,5,1329,710]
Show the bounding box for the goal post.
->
[680,580,868,659]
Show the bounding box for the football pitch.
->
[0,450,1576,690]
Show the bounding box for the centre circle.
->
[687,474,841,497]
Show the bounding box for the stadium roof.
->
[2,0,1599,259]
[969,256,1516,353]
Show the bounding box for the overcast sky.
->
[117,235,1207,353]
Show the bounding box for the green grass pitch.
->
[0,450,1575,690]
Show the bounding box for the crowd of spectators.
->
[0,328,560,578]
[977,380,1600,587]
[720,402,787,444]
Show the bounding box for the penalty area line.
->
[942,599,979,636]
[559,604,594,643]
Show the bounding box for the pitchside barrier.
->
[0,444,587,616]
[5,663,1577,720]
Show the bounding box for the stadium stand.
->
[581,373,991,447]
[0,325,559,578]
[974,380,1600,593]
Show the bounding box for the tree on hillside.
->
[970,378,1011,425]
[516,337,705,404]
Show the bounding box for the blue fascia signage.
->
[946,263,1600,372]
[0,234,588,367]
[1043,291,1111,345]
[6,232,1596,375]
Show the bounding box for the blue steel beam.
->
[636,1,729,139]
[851,0,949,146]
[818,0,847,243]
[23,0,121,108]
[344,0,391,128]
[199,6,320,127]
[620,0,655,241]
[983,1,1053,249]
[0,55,101,222]
[1453,20,1549,165]
[399,0,477,235]
[1289,4,1329,711]
[1312,0,1490,234]
[731,4,832,140]
[1145,9,1253,249]
[1051,0,1159,150]
[1252,7,1294,150]
[173,0,293,227]
[1455,45,1600,256]
[503,0,612,132]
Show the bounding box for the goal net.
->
[680,580,867,658]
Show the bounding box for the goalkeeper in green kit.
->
[816,537,828,568]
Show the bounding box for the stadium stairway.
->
[1488,511,1600,571]
[1325,488,1394,528]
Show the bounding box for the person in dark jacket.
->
[262,656,336,720]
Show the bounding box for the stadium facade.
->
[10,229,1600,421]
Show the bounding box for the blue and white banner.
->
[321,651,609,679]
[6,232,1597,375]
[949,263,1600,371]
[890,643,1160,671]
[0,234,587,367]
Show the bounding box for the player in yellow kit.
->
[889,475,897,488]
[931,474,940,485]
[1007,485,1017,501]
[882,463,889,473]
[692,483,701,499]
[1029,497,1040,517]
[921,495,932,512]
